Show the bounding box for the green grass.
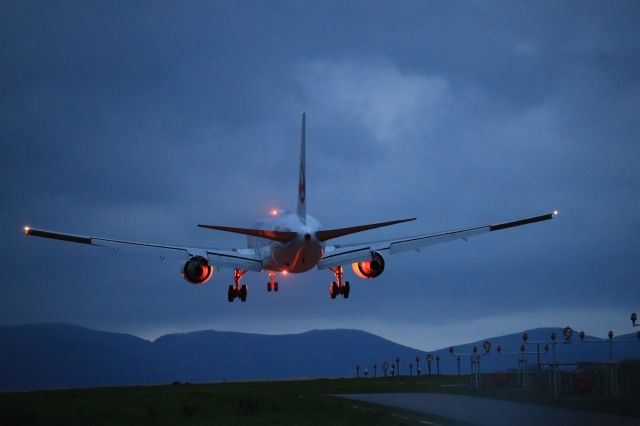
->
[1,374,638,425]
[0,378,466,426]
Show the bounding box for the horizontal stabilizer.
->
[315,218,416,242]
[198,224,297,243]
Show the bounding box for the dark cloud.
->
[1,1,639,349]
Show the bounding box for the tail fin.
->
[297,113,307,223]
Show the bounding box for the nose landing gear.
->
[329,266,350,299]
[267,271,279,293]
[228,269,248,302]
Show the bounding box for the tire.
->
[274,282,279,292]
[343,281,350,299]
[228,285,235,302]
[267,282,272,292]
[330,282,337,299]
[240,284,248,302]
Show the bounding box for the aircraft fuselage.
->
[249,211,324,273]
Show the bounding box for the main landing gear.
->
[329,266,350,299]
[228,269,248,302]
[267,271,279,292]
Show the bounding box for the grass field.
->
[1,375,638,425]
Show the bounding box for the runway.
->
[339,393,640,426]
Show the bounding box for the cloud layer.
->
[2,1,639,348]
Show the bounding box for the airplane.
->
[24,113,558,302]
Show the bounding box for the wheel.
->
[330,282,338,299]
[274,282,279,292]
[227,285,235,302]
[240,284,248,302]
[267,282,272,292]
[343,281,350,299]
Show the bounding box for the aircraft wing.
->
[23,227,263,271]
[317,211,558,270]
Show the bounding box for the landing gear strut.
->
[228,269,248,302]
[329,266,350,299]
[267,271,279,293]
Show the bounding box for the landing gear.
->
[267,271,279,293]
[329,266,350,299]
[228,269,248,302]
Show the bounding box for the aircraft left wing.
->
[23,227,263,271]
[317,211,558,269]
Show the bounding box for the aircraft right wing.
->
[317,211,558,269]
[23,227,263,271]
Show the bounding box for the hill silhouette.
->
[1,323,638,391]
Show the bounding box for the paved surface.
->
[339,393,640,426]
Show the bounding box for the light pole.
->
[416,356,420,376]
[578,328,640,397]
[449,344,490,390]
[496,344,547,389]
[426,353,433,376]
[373,363,377,378]
[382,362,389,377]
[356,364,360,378]
[522,328,572,396]
[631,312,638,327]
[436,355,440,376]
[396,357,400,377]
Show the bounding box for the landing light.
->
[24,226,30,234]
[552,210,559,217]
[281,270,288,275]
[270,209,278,216]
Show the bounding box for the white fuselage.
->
[248,211,324,273]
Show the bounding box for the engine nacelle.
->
[351,252,385,279]
[182,256,213,285]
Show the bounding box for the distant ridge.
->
[1,323,638,391]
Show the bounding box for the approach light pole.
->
[449,343,491,390]
[416,356,421,376]
[631,312,638,328]
[409,362,413,376]
[382,362,389,377]
[496,343,548,389]
[578,328,640,397]
[436,355,441,376]
[427,353,433,376]
[355,364,360,378]
[373,363,378,378]
[522,328,572,396]
[396,357,400,377]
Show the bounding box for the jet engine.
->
[182,256,213,285]
[351,252,385,279]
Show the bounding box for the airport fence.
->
[482,359,640,399]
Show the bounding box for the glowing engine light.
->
[553,210,559,217]
[270,209,278,216]
[24,226,30,234]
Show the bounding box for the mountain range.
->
[1,323,639,391]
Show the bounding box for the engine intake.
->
[352,252,385,279]
[182,256,213,285]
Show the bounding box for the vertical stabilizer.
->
[297,113,307,223]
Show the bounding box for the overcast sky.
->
[2,1,639,350]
